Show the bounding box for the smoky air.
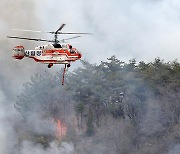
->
[1,0,180,154]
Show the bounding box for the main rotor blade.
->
[7,36,54,42]
[10,26,92,35]
[55,24,66,34]
[11,29,48,33]
[59,36,81,43]
[57,32,92,35]
[61,36,81,41]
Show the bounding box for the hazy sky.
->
[3,0,180,64]
[34,0,180,63]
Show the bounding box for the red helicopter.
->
[7,24,91,85]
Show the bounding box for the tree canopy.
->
[15,56,180,153]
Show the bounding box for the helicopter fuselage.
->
[12,44,82,65]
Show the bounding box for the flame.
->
[56,119,67,140]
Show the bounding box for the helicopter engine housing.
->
[12,46,25,59]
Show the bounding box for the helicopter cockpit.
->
[53,43,62,48]
[68,44,76,53]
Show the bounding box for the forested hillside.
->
[15,56,180,154]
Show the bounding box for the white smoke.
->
[0,1,67,154]
[18,141,75,154]
[168,144,180,154]
[35,0,180,63]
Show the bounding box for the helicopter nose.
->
[78,53,82,58]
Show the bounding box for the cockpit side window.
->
[61,44,67,49]
[70,49,76,54]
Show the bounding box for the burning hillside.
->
[12,57,180,154]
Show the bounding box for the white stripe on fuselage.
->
[25,50,79,61]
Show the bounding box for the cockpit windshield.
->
[61,44,68,49]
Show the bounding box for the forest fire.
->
[56,119,67,140]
